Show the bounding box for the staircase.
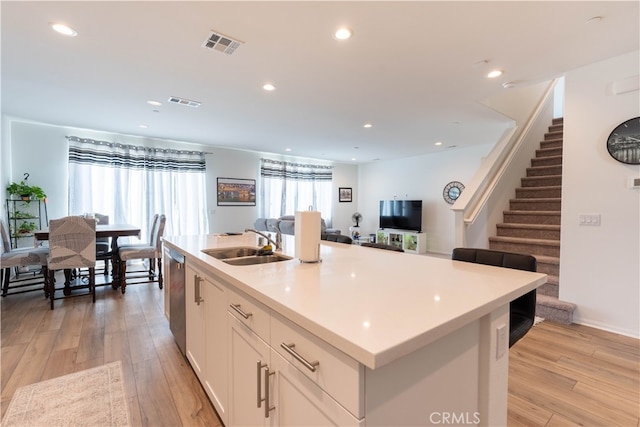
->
[489,117,576,324]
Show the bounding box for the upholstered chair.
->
[46,216,96,309]
[117,214,166,294]
[451,247,537,347]
[0,220,48,297]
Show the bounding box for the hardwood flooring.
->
[508,321,639,426]
[1,276,638,426]
[1,277,222,426]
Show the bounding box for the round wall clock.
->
[606,117,640,165]
[443,181,465,204]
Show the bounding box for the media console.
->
[376,229,427,254]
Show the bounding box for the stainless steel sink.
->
[202,247,260,259]
[202,246,292,266]
[223,253,292,266]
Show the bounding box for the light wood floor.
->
[1,277,639,426]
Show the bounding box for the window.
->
[67,136,208,242]
[259,158,333,225]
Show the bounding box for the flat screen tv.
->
[379,200,423,232]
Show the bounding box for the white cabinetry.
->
[185,262,228,424]
[226,286,363,426]
[227,288,272,426]
[375,229,427,254]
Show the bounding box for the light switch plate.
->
[579,214,601,226]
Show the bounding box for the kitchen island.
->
[163,233,546,426]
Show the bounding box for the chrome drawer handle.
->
[257,361,267,408]
[230,303,252,319]
[280,342,319,372]
[264,367,275,418]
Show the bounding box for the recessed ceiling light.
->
[263,83,276,91]
[502,81,516,89]
[51,23,77,37]
[139,124,148,129]
[285,148,292,152]
[586,16,603,24]
[351,157,357,161]
[147,100,162,106]
[334,27,353,40]
[435,141,443,146]
[363,123,373,128]
[487,69,503,78]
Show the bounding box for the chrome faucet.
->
[245,228,282,251]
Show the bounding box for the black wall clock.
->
[606,117,640,165]
[443,181,465,204]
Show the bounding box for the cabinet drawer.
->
[227,287,270,342]
[271,312,364,418]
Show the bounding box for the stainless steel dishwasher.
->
[168,248,186,355]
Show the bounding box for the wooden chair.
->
[0,220,48,297]
[451,247,537,347]
[46,216,96,309]
[117,214,166,294]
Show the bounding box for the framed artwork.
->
[217,178,256,206]
[339,187,352,202]
[606,117,640,165]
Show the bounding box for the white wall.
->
[561,51,640,337]
[357,143,494,255]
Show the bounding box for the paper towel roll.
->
[295,211,321,263]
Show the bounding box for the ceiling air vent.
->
[202,30,242,55]
[168,96,201,108]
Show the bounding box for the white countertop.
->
[164,233,547,369]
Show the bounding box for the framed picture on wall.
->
[339,187,352,202]
[217,177,256,206]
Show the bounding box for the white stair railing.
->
[452,78,559,247]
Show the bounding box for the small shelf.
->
[376,229,427,254]
[5,198,48,249]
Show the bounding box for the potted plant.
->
[17,221,37,235]
[6,180,47,201]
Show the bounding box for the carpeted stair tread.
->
[536,147,563,157]
[536,294,576,324]
[521,175,562,187]
[531,155,563,167]
[515,186,562,198]
[510,198,561,211]
[496,223,560,231]
[532,254,560,264]
[526,165,563,177]
[489,236,560,247]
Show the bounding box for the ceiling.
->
[2,1,638,164]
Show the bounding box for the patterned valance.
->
[67,136,205,172]
[260,158,332,181]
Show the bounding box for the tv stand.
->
[376,229,426,254]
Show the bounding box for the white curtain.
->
[259,158,333,226]
[67,137,208,243]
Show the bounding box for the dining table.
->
[34,223,142,291]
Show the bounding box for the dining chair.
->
[46,216,96,309]
[451,247,537,347]
[117,214,166,294]
[117,213,159,278]
[0,220,49,297]
[94,213,111,275]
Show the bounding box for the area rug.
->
[2,361,130,426]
